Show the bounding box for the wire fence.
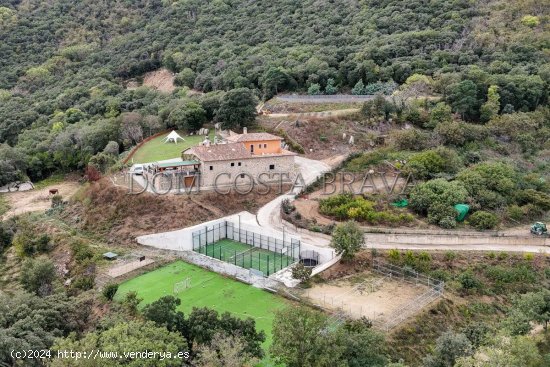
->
[302,276,389,320]
[371,258,444,331]
[297,258,445,331]
[192,221,301,276]
[371,258,445,291]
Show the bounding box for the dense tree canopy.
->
[0,0,547,182]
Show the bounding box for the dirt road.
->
[265,108,360,119]
[256,157,550,254]
[276,95,375,103]
[1,181,81,219]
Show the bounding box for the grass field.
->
[196,239,295,276]
[131,130,214,164]
[115,260,289,347]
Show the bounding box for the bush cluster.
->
[319,194,414,225]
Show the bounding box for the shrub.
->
[458,270,481,290]
[20,257,56,296]
[435,120,465,145]
[426,102,452,128]
[319,194,413,225]
[330,221,364,261]
[292,263,312,284]
[410,179,468,228]
[468,211,499,230]
[404,147,462,180]
[124,291,143,315]
[388,249,401,264]
[71,241,94,263]
[0,221,14,253]
[444,251,457,263]
[391,128,431,151]
[103,283,119,301]
[72,275,94,291]
[484,265,536,284]
[456,162,518,209]
[430,269,450,281]
[13,229,51,258]
[438,215,457,229]
[307,83,321,95]
[51,194,63,208]
[506,205,524,222]
[281,199,296,215]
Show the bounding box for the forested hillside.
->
[0,0,548,183]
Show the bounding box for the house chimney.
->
[243,127,247,134]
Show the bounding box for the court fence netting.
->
[191,221,301,276]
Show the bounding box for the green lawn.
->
[130,130,214,164]
[115,260,289,347]
[196,239,295,276]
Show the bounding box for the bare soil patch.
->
[63,179,286,246]
[142,68,176,93]
[1,180,81,220]
[304,271,429,322]
[260,115,390,160]
[107,258,155,278]
[263,99,360,114]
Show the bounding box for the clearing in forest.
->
[130,130,214,163]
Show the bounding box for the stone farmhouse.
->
[182,131,297,190]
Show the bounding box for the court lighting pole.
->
[238,214,241,242]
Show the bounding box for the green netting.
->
[391,199,409,208]
[454,204,470,222]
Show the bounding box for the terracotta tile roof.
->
[185,143,251,161]
[226,132,283,143]
[184,143,296,162]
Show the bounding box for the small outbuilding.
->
[103,252,118,260]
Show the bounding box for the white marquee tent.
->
[163,130,185,144]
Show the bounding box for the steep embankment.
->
[63,179,284,245]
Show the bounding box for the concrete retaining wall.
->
[136,211,302,252]
[179,251,280,289]
[311,254,341,277]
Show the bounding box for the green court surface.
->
[196,239,295,276]
[114,260,289,347]
[131,130,214,164]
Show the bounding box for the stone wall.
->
[199,155,297,190]
[179,250,281,289]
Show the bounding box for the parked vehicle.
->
[530,222,548,236]
[132,164,144,175]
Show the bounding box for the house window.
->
[231,162,235,167]
[209,166,213,171]
[240,174,245,178]
[250,145,254,153]
[269,164,275,170]
[258,144,262,149]
[238,162,241,166]
[264,144,267,148]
